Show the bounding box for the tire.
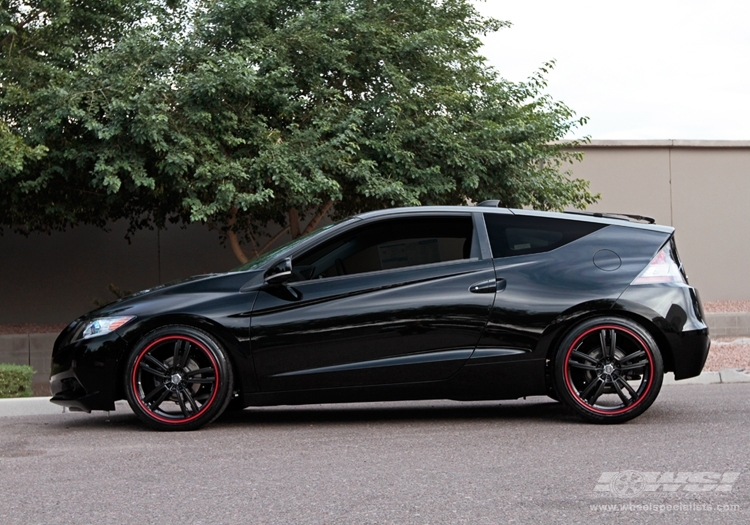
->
[553,317,663,424]
[124,325,234,431]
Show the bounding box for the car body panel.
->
[249,257,496,390]
[49,205,710,421]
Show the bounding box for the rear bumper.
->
[667,328,710,380]
[615,283,710,380]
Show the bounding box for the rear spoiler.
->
[476,201,656,224]
[563,211,656,224]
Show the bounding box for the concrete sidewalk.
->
[1,369,748,418]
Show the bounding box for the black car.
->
[50,204,710,430]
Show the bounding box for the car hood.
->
[90,270,262,318]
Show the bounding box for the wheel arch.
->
[540,302,676,389]
[114,313,256,401]
[540,301,674,371]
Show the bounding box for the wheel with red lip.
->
[124,326,233,431]
[554,317,663,424]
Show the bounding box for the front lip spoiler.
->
[49,395,94,413]
[49,371,100,413]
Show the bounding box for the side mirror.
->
[264,257,293,286]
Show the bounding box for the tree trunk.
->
[227,207,249,264]
[302,200,334,235]
[289,208,301,238]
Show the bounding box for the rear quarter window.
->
[484,213,605,258]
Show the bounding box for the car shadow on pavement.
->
[38,397,585,432]
[213,397,580,428]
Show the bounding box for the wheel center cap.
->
[603,363,615,375]
[170,373,182,385]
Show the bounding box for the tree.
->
[1,0,596,263]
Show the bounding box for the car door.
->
[250,213,497,391]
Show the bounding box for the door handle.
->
[469,278,507,294]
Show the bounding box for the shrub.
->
[0,364,35,398]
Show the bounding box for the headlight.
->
[79,316,135,340]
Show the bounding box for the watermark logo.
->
[609,470,647,497]
[595,471,740,497]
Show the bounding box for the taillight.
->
[631,244,686,285]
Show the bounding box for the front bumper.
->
[49,329,129,412]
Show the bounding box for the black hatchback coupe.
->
[50,204,710,430]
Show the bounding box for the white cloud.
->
[473,0,750,139]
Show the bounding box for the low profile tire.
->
[553,317,663,424]
[125,326,233,431]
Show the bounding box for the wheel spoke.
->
[619,360,649,372]
[184,367,214,378]
[568,360,598,371]
[588,379,607,405]
[618,350,646,364]
[176,390,190,417]
[173,340,181,365]
[571,350,599,365]
[184,377,215,384]
[181,387,200,414]
[579,376,603,401]
[179,341,192,369]
[616,376,639,398]
[599,330,608,359]
[139,363,167,378]
[143,384,167,404]
[599,328,617,360]
[612,377,631,405]
[149,387,171,410]
[144,354,168,372]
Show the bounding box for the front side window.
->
[294,216,474,279]
[484,213,605,258]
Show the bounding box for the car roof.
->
[354,205,674,234]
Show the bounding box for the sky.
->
[472,0,750,140]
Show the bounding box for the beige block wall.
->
[569,141,750,301]
[670,148,750,300]
[1,140,748,324]
[574,147,673,226]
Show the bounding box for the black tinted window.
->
[294,216,473,279]
[484,213,604,258]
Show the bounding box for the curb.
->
[704,312,750,338]
[0,398,132,418]
[662,368,750,386]
[1,370,749,417]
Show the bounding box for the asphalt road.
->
[1,384,748,525]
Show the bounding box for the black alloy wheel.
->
[125,326,233,431]
[554,317,663,424]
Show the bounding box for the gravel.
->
[703,300,750,313]
[704,338,750,372]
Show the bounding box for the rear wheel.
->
[125,326,233,431]
[554,317,663,424]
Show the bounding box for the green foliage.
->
[0,363,34,398]
[1,0,596,253]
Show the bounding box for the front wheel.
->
[124,326,233,431]
[554,317,663,424]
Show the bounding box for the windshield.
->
[230,221,346,273]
